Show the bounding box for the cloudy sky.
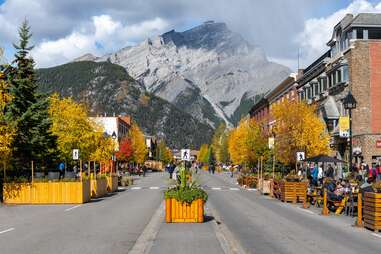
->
[0,0,381,70]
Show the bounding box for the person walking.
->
[58,162,65,179]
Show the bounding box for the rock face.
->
[37,61,214,149]
[94,21,290,126]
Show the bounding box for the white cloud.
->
[32,15,169,67]
[297,0,381,68]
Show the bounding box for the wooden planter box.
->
[106,175,118,192]
[165,199,204,223]
[280,181,307,203]
[91,178,108,198]
[364,192,381,232]
[258,179,272,194]
[3,180,91,204]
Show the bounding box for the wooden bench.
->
[327,194,348,215]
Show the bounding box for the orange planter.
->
[165,199,204,223]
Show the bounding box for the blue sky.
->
[1,0,381,69]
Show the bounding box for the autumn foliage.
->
[271,100,330,165]
[116,138,133,161]
[228,117,268,166]
[0,77,14,164]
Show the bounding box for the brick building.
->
[296,13,381,167]
[249,73,298,134]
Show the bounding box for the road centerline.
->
[0,228,15,234]
[64,205,81,212]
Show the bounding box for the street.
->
[1,172,380,254]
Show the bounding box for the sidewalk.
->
[149,216,224,254]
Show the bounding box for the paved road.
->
[1,171,380,254]
[201,172,381,254]
[0,172,166,254]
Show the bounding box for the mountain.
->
[37,61,214,149]
[88,21,290,126]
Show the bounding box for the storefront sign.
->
[376,140,381,148]
[339,116,350,138]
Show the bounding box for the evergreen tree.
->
[5,20,57,173]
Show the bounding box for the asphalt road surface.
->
[0,171,380,254]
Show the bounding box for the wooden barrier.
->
[165,199,204,223]
[106,175,118,192]
[3,180,91,204]
[322,189,329,216]
[357,191,363,227]
[363,192,381,232]
[280,181,308,203]
[90,178,108,198]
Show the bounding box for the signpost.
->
[339,116,350,138]
[181,149,191,161]
[72,149,79,160]
[296,152,305,162]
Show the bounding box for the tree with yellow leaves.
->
[90,132,115,163]
[271,100,330,165]
[0,77,14,165]
[198,144,209,163]
[228,117,268,167]
[211,123,229,164]
[49,94,98,161]
[129,123,148,164]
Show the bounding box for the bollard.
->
[356,191,363,227]
[322,188,329,216]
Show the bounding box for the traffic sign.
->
[296,152,305,161]
[181,149,191,161]
[73,149,79,160]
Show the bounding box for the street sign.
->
[339,116,350,138]
[296,152,305,162]
[268,137,274,149]
[72,149,79,160]
[181,149,191,161]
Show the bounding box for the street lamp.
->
[343,92,357,171]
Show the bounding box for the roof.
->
[351,13,381,27]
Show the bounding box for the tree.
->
[49,94,97,162]
[5,20,57,171]
[228,117,267,167]
[271,100,330,165]
[198,144,209,163]
[0,76,14,165]
[211,123,229,163]
[156,140,173,164]
[90,133,114,163]
[129,123,148,164]
[116,137,133,162]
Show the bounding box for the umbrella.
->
[302,154,346,163]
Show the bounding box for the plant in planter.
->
[164,165,207,223]
[372,181,381,193]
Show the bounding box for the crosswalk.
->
[119,186,256,192]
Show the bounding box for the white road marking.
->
[212,187,222,190]
[0,228,15,234]
[247,188,257,191]
[131,187,142,190]
[229,188,239,191]
[371,233,381,238]
[64,205,81,212]
[296,207,315,215]
[149,187,159,190]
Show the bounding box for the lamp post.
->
[111,131,117,175]
[343,92,357,171]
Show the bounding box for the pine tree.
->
[6,20,57,173]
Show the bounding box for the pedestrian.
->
[326,165,334,178]
[58,162,65,179]
[377,164,381,181]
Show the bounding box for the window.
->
[314,83,319,96]
[328,75,332,88]
[322,77,327,91]
[332,72,337,86]
[337,69,342,83]
[307,87,312,99]
[342,65,349,82]
[364,30,368,40]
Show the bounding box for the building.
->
[249,73,298,134]
[250,13,381,167]
[90,115,132,150]
[296,13,381,167]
